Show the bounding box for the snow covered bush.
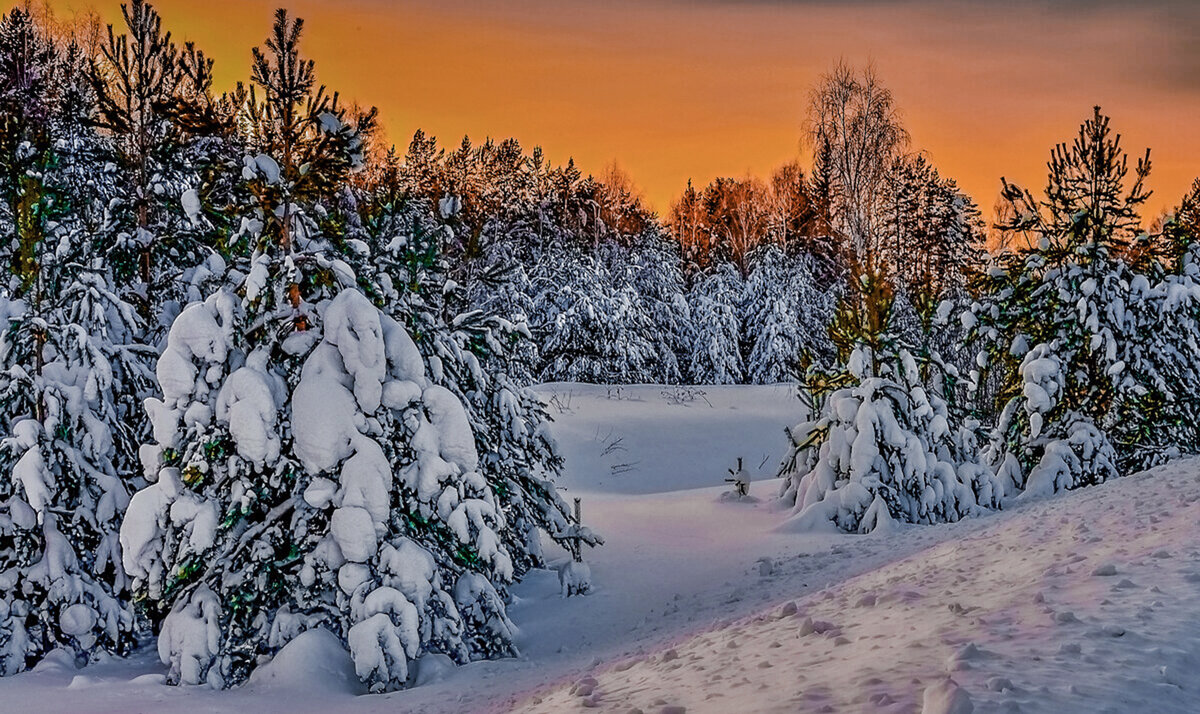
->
[778,347,985,533]
[558,560,591,598]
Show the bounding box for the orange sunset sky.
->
[40,0,1200,219]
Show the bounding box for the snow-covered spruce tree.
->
[777,346,986,533]
[776,252,993,532]
[120,11,519,691]
[687,264,744,385]
[354,138,599,577]
[981,343,1120,499]
[742,248,801,384]
[963,107,1196,482]
[745,296,803,384]
[361,198,598,580]
[0,8,152,673]
[535,250,657,384]
[742,246,835,384]
[125,287,516,689]
[624,240,690,384]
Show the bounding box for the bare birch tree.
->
[806,61,908,268]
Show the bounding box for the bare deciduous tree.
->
[806,61,908,266]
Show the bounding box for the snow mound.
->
[247,629,364,695]
[922,678,973,714]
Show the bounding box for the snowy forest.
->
[3,1,1200,711]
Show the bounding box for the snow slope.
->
[1,384,1198,713]
[518,458,1200,714]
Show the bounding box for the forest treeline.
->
[2,0,1200,695]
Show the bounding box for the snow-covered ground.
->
[3,384,1199,713]
[519,458,1200,714]
[535,382,803,494]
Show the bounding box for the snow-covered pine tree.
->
[361,196,598,581]
[687,265,744,385]
[121,11,530,691]
[625,240,690,384]
[777,346,986,533]
[980,342,1120,499]
[0,290,144,674]
[1152,180,1200,271]
[963,107,1192,484]
[0,8,150,673]
[776,238,990,532]
[91,0,232,328]
[124,286,519,689]
[742,246,835,384]
[535,250,657,384]
[743,249,803,384]
[1176,180,1200,248]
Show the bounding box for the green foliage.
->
[828,263,896,365]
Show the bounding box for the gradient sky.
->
[44,0,1200,218]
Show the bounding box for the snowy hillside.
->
[1,384,1198,713]
[520,458,1200,714]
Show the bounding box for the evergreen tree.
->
[880,153,983,307]
[669,179,709,275]
[1156,179,1200,269]
[687,265,744,385]
[742,247,835,384]
[91,0,229,324]
[621,240,689,384]
[361,198,597,581]
[777,346,987,533]
[963,107,1196,484]
[0,8,148,673]
[120,11,532,692]
[535,251,657,384]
